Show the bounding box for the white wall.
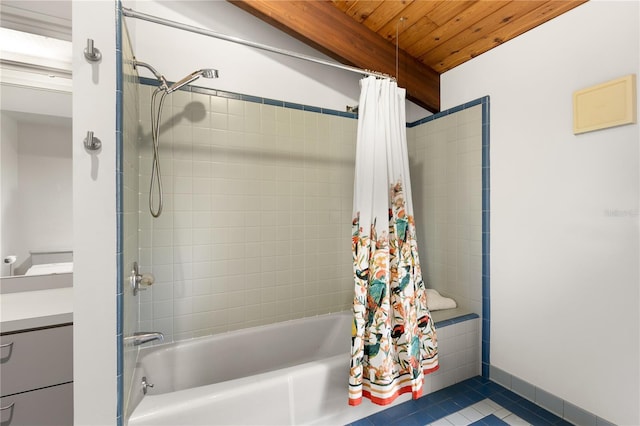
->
[1,86,72,119]
[16,120,72,262]
[441,2,639,424]
[0,113,19,276]
[0,114,71,275]
[122,0,430,122]
[72,1,118,424]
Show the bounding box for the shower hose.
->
[149,88,168,218]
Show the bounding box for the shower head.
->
[133,58,169,91]
[166,68,219,94]
[202,69,219,79]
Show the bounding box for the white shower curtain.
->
[349,76,438,406]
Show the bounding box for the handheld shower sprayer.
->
[167,69,219,93]
[133,58,218,94]
[133,58,219,218]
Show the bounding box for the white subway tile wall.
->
[121,24,140,419]
[407,106,483,315]
[138,86,356,341]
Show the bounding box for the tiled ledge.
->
[433,309,479,328]
[429,314,481,396]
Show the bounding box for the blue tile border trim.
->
[434,313,479,329]
[138,77,498,126]
[115,2,124,426]
[406,97,485,128]
[139,77,359,119]
[138,79,492,135]
[479,97,491,378]
[407,96,491,376]
[489,366,615,426]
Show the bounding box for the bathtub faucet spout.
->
[124,332,164,346]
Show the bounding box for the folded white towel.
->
[25,262,73,276]
[426,288,457,311]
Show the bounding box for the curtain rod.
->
[121,7,393,81]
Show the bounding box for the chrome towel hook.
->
[84,38,102,62]
[84,131,102,151]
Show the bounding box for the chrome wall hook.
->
[84,38,102,62]
[84,131,102,151]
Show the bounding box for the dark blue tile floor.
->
[346,376,573,426]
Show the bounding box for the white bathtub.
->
[128,311,402,425]
[127,310,479,425]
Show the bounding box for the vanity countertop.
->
[0,287,73,333]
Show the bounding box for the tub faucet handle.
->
[141,376,154,395]
[131,261,155,296]
[139,272,155,287]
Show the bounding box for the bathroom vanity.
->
[0,273,73,425]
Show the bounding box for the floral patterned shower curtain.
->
[349,76,438,407]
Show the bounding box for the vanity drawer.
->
[0,325,73,397]
[0,382,73,426]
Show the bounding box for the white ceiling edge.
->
[0,27,73,70]
[0,2,71,41]
[1,65,71,90]
[0,1,72,121]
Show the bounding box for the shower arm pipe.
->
[122,7,393,81]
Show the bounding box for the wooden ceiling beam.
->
[229,0,441,112]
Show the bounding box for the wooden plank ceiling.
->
[230,0,587,112]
